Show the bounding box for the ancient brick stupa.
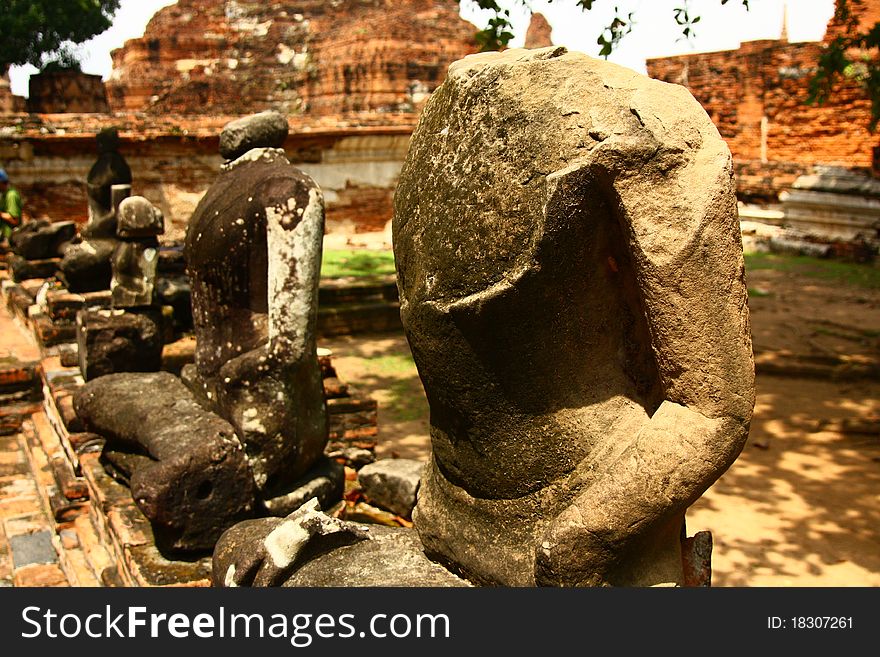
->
[106,0,477,116]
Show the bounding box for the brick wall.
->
[647,0,879,203]
[27,72,110,114]
[106,0,476,118]
[0,117,412,239]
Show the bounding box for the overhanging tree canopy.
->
[1,0,121,69]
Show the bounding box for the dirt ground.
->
[321,248,880,587]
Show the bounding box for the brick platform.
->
[0,272,380,586]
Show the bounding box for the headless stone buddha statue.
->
[183,110,341,512]
[213,49,754,587]
[61,127,133,292]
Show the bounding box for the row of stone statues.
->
[65,48,754,586]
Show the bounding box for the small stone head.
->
[219,110,289,161]
[117,196,164,239]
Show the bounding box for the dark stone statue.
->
[61,127,132,292]
[184,110,339,509]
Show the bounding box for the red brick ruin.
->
[647,0,880,203]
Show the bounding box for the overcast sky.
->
[9,0,836,97]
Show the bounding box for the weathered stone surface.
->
[8,255,60,282]
[394,48,755,587]
[74,371,257,552]
[10,220,77,260]
[213,499,468,587]
[682,530,713,587]
[780,166,880,246]
[76,309,163,380]
[357,458,423,518]
[107,0,477,116]
[219,111,288,161]
[186,125,328,500]
[10,531,58,569]
[59,237,116,293]
[110,241,160,307]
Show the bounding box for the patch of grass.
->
[744,252,880,289]
[386,379,427,423]
[322,249,395,279]
[369,353,418,376]
[748,287,772,298]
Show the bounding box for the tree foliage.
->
[0,0,121,69]
[807,0,880,130]
[468,0,750,53]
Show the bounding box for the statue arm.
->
[264,178,325,364]
[536,89,754,586]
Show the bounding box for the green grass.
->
[322,249,395,279]
[744,252,880,289]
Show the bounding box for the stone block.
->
[357,458,423,518]
[76,308,163,380]
[11,220,77,260]
[9,530,57,569]
[13,563,68,587]
[8,255,60,282]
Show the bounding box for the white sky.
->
[9,0,836,97]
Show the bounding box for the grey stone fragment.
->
[213,499,370,587]
[212,500,469,588]
[10,531,57,569]
[262,457,345,516]
[358,458,423,518]
[74,371,257,553]
[219,111,289,161]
